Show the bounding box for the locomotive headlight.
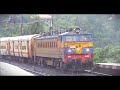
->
[68,56,71,58]
[86,48,89,52]
[68,49,72,52]
[77,48,80,50]
[70,46,75,48]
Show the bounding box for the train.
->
[0,28,94,71]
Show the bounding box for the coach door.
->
[8,41,10,55]
[27,40,30,58]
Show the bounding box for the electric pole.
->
[21,15,23,35]
[50,14,53,35]
[8,15,13,37]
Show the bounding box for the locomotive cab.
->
[60,31,94,71]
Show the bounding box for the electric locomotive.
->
[58,28,94,71]
[35,28,94,71]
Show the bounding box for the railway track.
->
[84,70,112,76]
[14,67,111,76]
[0,58,110,76]
[19,67,47,76]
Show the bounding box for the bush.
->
[94,43,120,63]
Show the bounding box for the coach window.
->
[37,43,39,48]
[40,43,41,48]
[48,42,49,48]
[42,42,43,48]
[50,42,52,48]
[49,42,50,48]
[44,42,46,48]
[40,42,41,48]
[52,42,53,48]
[15,45,18,49]
[19,43,21,49]
[43,42,44,48]
[47,42,48,48]
[53,42,54,48]
[53,42,55,48]
[39,43,40,48]
[40,42,41,47]
[0,46,5,49]
[51,42,52,48]
[13,41,14,46]
[45,42,46,48]
[55,42,56,48]
[54,42,55,48]
[52,42,54,48]
[41,42,43,48]
[38,43,39,48]
[38,43,40,48]
[41,42,42,48]
[44,42,45,48]
[46,42,47,48]
[51,42,53,48]
[54,42,56,48]
[56,42,57,48]
[45,42,47,48]
[22,46,26,50]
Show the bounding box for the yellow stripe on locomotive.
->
[64,42,93,54]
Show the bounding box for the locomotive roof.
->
[35,31,92,40]
[0,34,40,41]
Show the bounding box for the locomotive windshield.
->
[62,34,93,42]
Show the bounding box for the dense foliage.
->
[94,43,120,63]
[0,14,120,63]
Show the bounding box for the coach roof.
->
[0,34,40,41]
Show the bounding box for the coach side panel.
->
[0,41,8,56]
[35,38,60,58]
